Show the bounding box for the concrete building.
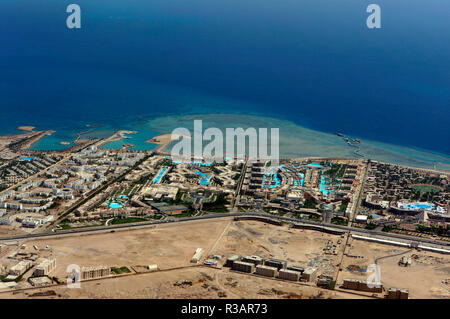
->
[28,276,52,287]
[355,215,368,223]
[387,288,398,299]
[343,278,359,290]
[264,259,287,270]
[0,281,18,291]
[279,269,301,281]
[191,248,204,263]
[159,205,188,215]
[34,258,56,276]
[204,259,218,267]
[387,288,409,299]
[147,264,158,271]
[242,255,263,266]
[343,278,383,293]
[287,265,305,274]
[255,265,278,277]
[232,261,255,273]
[301,267,317,282]
[80,265,110,280]
[399,289,409,299]
[358,280,383,293]
[9,260,32,276]
[225,255,240,267]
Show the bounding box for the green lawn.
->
[111,266,131,274]
[174,210,197,218]
[331,217,348,226]
[111,217,147,225]
[410,184,441,193]
[365,223,377,230]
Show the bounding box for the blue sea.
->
[0,0,449,157]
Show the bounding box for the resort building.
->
[34,258,56,276]
[9,260,32,276]
[80,266,111,280]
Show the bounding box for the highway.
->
[1,211,449,251]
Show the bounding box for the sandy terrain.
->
[23,219,231,278]
[98,130,138,147]
[146,133,190,152]
[0,266,367,299]
[17,126,35,132]
[1,219,448,299]
[0,132,37,151]
[337,237,450,299]
[212,221,341,277]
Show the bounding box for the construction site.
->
[0,217,448,299]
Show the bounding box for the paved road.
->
[1,211,449,250]
[374,248,413,265]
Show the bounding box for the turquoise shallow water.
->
[151,113,450,171]
[24,113,450,171]
[101,128,159,151]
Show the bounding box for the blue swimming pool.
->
[153,167,168,183]
[109,202,122,209]
[320,175,330,196]
[399,202,435,211]
[173,161,212,166]
[262,173,281,189]
[299,173,305,187]
[195,171,211,185]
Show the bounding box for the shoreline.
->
[2,113,449,172]
[12,130,56,151]
[97,130,138,147]
[145,113,450,171]
[146,133,190,152]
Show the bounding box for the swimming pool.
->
[320,176,328,195]
[320,175,334,196]
[308,163,323,168]
[173,161,212,166]
[299,173,305,187]
[109,202,122,209]
[195,171,211,185]
[262,173,281,189]
[153,167,168,183]
[398,202,435,211]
